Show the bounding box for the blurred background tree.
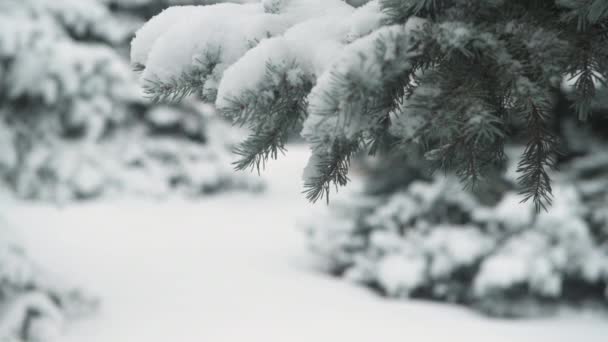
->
[0,1,262,340]
[0,0,262,203]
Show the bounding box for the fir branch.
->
[567,42,607,120]
[132,0,608,209]
[142,71,206,103]
[306,26,427,163]
[221,61,311,172]
[571,59,598,121]
[365,69,418,155]
[425,114,505,192]
[232,128,288,173]
[366,111,395,156]
[303,138,360,203]
[415,47,507,191]
[381,0,449,23]
[516,98,559,212]
[142,48,222,103]
[230,84,308,173]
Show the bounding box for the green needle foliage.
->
[222,61,312,172]
[138,0,608,211]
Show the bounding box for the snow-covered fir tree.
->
[0,0,262,202]
[133,0,607,210]
[132,0,608,316]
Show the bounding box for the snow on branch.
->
[131,0,608,210]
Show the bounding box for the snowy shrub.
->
[0,226,97,342]
[305,149,608,317]
[0,0,263,202]
[5,103,263,201]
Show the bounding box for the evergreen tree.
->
[0,1,255,340]
[0,0,262,202]
[134,0,608,210]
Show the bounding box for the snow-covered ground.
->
[4,145,608,342]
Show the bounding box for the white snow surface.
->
[3,145,608,342]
